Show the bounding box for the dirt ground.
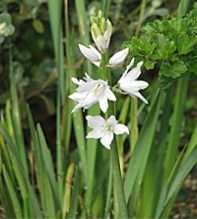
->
[171,169,197,219]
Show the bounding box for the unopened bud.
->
[90,11,112,53]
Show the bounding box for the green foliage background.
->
[0,0,196,219]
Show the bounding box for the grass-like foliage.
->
[0,0,197,218]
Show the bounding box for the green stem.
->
[111,142,128,219]
[130,97,138,154]
[104,154,113,218]
[129,0,147,157]
[102,56,128,218]
[136,0,147,35]
[75,1,98,216]
[102,0,112,17]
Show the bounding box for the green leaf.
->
[158,146,197,218]
[67,167,80,219]
[160,60,187,78]
[164,75,189,179]
[177,33,197,55]
[124,89,164,203]
[2,167,23,219]
[154,34,176,60]
[178,0,193,17]
[111,142,128,219]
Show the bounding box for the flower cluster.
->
[70,12,149,149]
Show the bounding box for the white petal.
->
[69,91,86,101]
[106,88,116,101]
[78,44,101,67]
[125,61,143,81]
[120,81,149,92]
[84,73,92,81]
[135,80,149,90]
[103,20,112,49]
[100,132,113,149]
[86,115,105,128]
[125,58,135,73]
[118,58,135,84]
[109,48,129,67]
[107,116,117,126]
[133,92,148,104]
[86,129,103,139]
[71,77,79,85]
[88,46,102,66]
[99,96,109,113]
[80,92,97,106]
[95,36,107,53]
[114,124,129,135]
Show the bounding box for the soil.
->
[171,169,197,219]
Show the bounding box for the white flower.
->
[79,43,129,68]
[69,74,116,113]
[86,115,129,149]
[0,22,6,35]
[118,58,149,104]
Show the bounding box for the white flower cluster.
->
[70,14,149,149]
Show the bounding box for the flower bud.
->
[90,10,112,53]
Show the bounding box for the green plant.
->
[0,0,197,219]
[124,3,197,82]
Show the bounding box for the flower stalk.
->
[69,11,149,217]
[100,42,128,218]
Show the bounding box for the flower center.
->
[104,123,114,132]
[93,83,105,95]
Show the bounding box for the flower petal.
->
[69,92,86,101]
[94,36,107,53]
[107,116,117,126]
[120,80,149,93]
[106,88,116,101]
[100,132,113,149]
[108,48,129,67]
[78,44,101,67]
[86,115,105,128]
[71,77,80,85]
[134,80,149,90]
[125,61,143,81]
[103,19,112,49]
[125,58,135,73]
[86,129,103,139]
[114,124,129,135]
[133,91,148,104]
[99,96,109,113]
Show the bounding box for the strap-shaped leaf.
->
[124,89,163,203]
